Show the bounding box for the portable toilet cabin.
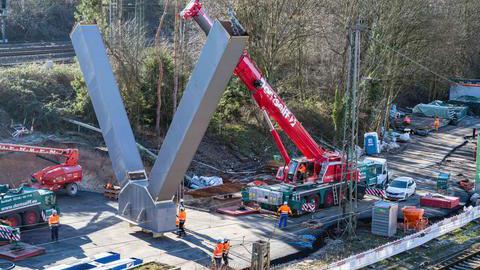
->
[364,132,380,155]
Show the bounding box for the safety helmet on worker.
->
[217,238,223,243]
[52,210,57,215]
[283,201,288,205]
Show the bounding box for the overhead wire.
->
[367,34,459,86]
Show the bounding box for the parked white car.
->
[385,177,416,200]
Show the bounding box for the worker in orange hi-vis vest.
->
[48,210,60,242]
[277,202,292,228]
[434,116,440,131]
[222,238,231,266]
[176,208,186,237]
[298,163,307,180]
[212,239,224,269]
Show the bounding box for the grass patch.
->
[131,262,179,270]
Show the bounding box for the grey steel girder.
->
[71,21,247,233]
[148,21,248,201]
[70,24,145,187]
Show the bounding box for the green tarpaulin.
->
[413,100,468,123]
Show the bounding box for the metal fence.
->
[324,206,480,269]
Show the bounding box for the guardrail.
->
[325,206,480,270]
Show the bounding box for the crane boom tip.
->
[181,0,202,20]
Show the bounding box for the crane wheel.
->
[323,191,334,208]
[308,195,321,210]
[66,183,79,196]
[23,210,39,226]
[5,214,21,228]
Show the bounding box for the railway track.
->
[0,41,75,66]
[430,244,480,270]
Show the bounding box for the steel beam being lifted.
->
[148,21,248,201]
[70,25,144,187]
[71,21,247,233]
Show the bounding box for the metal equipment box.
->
[436,172,450,190]
[371,201,398,237]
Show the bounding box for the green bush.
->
[7,0,76,42]
[0,64,79,130]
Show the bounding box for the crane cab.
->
[276,155,356,184]
[276,158,317,184]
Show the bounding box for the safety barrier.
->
[0,225,20,241]
[46,252,142,270]
[324,206,480,270]
[365,187,386,198]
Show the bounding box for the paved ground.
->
[14,117,479,270]
[385,116,479,211]
[17,192,319,270]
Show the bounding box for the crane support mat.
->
[0,242,45,261]
[420,195,460,209]
[217,206,260,216]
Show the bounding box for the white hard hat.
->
[52,210,57,215]
[180,199,184,203]
[284,201,288,205]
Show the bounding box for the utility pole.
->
[251,240,270,270]
[106,0,145,44]
[338,18,362,238]
[134,0,145,30]
[0,0,7,43]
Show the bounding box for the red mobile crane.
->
[182,0,354,185]
[0,143,82,196]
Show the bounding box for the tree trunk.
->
[172,0,180,115]
[154,0,170,136]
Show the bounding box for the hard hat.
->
[52,210,57,215]
[284,201,288,205]
[217,239,223,243]
[180,199,184,203]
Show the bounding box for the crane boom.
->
[0,143,79,166]
[181,0,325,161]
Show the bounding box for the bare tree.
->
[108,20,149,131]
[172,0,181,114]
[154,0,170,137]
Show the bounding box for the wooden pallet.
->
[104,187,120,200]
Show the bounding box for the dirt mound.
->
[0,135,116,192]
